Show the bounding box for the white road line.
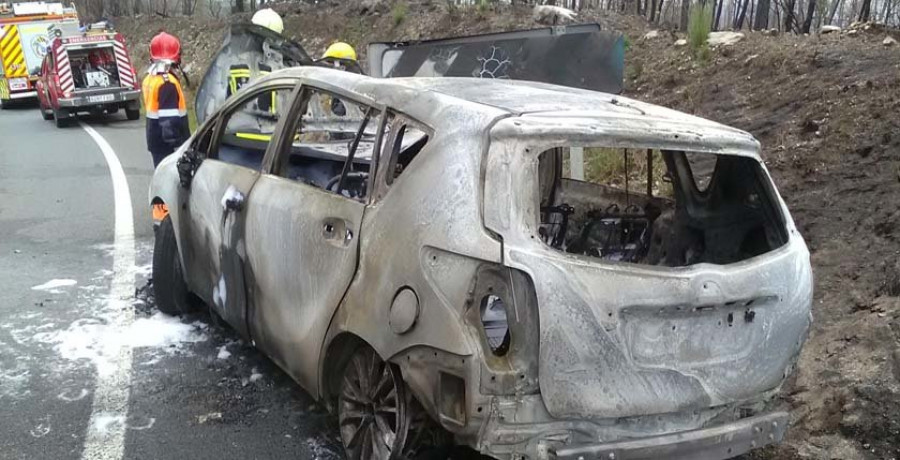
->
[79,122,136,460]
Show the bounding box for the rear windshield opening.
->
[537,147,788,267]
[67,47,120,90]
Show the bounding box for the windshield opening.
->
[537,147,788,267]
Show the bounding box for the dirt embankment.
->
[117,3,900,459]
[629,28,900,460]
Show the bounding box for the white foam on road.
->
[31,279,78,291]
[78,122,136,460]
[33,313,207,376]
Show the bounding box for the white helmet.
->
[251,8,284,35]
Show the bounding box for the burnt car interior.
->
[274,95,431,202]
[537,148,789,267]
[205,85,431,202]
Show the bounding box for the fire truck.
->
[36,21,141,126]
[0,2,79,108]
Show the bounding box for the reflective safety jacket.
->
[228,63,276,113]
[142,65,190,156]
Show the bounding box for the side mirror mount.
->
[177,148,203,188]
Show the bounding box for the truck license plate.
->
[9,78,28,91]
[88,94,115,104]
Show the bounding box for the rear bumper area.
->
[553,412,788,460]
[58,89,141,109]
[9,90,38,100]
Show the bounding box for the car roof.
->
[275,66,759,156]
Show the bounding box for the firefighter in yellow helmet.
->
[319,42,362,74]
[317,42,361,118]
[323,42,357,62]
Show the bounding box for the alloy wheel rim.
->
[339,348,407,460]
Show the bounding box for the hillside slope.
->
[117,4,900,458]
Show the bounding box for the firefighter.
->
[227,8,284,105]
[320,42,359,70]
[318,42,360,117]
[143,32,189,169]
[251,8,284,34]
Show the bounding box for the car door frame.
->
[179,77,301,340]
[241,79,389,395]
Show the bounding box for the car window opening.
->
[383,118,429,187]
[334,106,375,198]
[537,147,788,267]
[278,89,376,200]
[216,87,294,170]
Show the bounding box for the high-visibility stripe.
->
[113,40,135,88]
[235,133,273,142]
[145,111,187,120]
[55,44,74,95]
[151,204,169,222]
[0,25,26,77]
[157,108,186,117]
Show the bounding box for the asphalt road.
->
[0,105,342,460]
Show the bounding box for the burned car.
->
[150,63,812,459]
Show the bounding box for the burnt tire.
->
[153,215,193,315]
[338,346,413,460]
[126,107,140,121]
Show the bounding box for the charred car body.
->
[150,25,811,460]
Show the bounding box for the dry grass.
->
[570,148,673,197]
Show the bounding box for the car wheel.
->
[126,107,140,121]
[339,346,414,460]
[153,215,194,315]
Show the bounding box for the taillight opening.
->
[480,294,510,356]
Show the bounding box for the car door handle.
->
[322,218,354,247]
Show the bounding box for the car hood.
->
[366,23,624,94]
[194,23,313,124]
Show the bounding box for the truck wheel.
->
[0,98,8,110]
[126,107,140,121]
[153,215,195,315]
[54,110,69,128]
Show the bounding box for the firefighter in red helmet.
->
[142,32,190,168]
